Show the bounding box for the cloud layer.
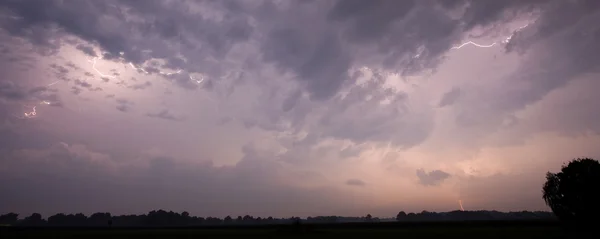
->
[1,0,600,217]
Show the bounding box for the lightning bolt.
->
[17,81,60,119]
[162,69,182,76]
[188,75,220,113]
[451,24,530,50]
[459,200,465,211]
[190,75,204,84]
[382,141,392,158]
[128,62,182,76]
[87,57,117,79]
[451,41,496,50]
[47,81,59,87]
[16,101,54,119]
[22,106,36,119]
[129,62,149,74]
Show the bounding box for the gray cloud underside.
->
[0,0,571,96]
[2,0,596,146]
[346,178,366,187]
[416,168,451,186]
[454,0,600,141]
[0,0,596,145]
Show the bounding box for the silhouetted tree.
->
[224,216,233,224]
[242,215,254,223]
[291,216,301,227]
[89,212,112,227]
[543,158,600,223]
[0,213,18,225]
[21,213,45,226]
[407,212,416,221]
[396,211,407,221]
[365,214,373,222]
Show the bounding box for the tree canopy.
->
[542,158,600,222]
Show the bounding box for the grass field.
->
[0,221,569,239]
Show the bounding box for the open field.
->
[0,221,569,239]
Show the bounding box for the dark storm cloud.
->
[281,89,302,112]
[115,98,132,112]
[0,81,27,100]
[438,88,461,107]
[0,0,254,89]
[0,81,60,106]
[64,61,81,71]
[0,0,593,146]
[501,0,600,109]
[75,44,97,57]
[455,0,547,30]
[416,169,451,186]
[128,81,152,90]
[0,0,559,99]
[242,70,432,150]
[312,73,429,148]
[256,0,460,100]
[115,104,130,112]
[454,0,600,139]
[48,63,69,74]
[146,109,183,122]
[3,52,36,70]
[115,98,130,105]
[169,73,199,90]
[70,86,82,95]
[345,178,366,187]
[73,79,92,88]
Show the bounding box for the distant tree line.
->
[395,210,554,222]
[2,158,597,228]
[0,210,555,227]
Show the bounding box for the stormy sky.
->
[1,0,600,218]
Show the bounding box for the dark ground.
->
[0,221,573,239]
